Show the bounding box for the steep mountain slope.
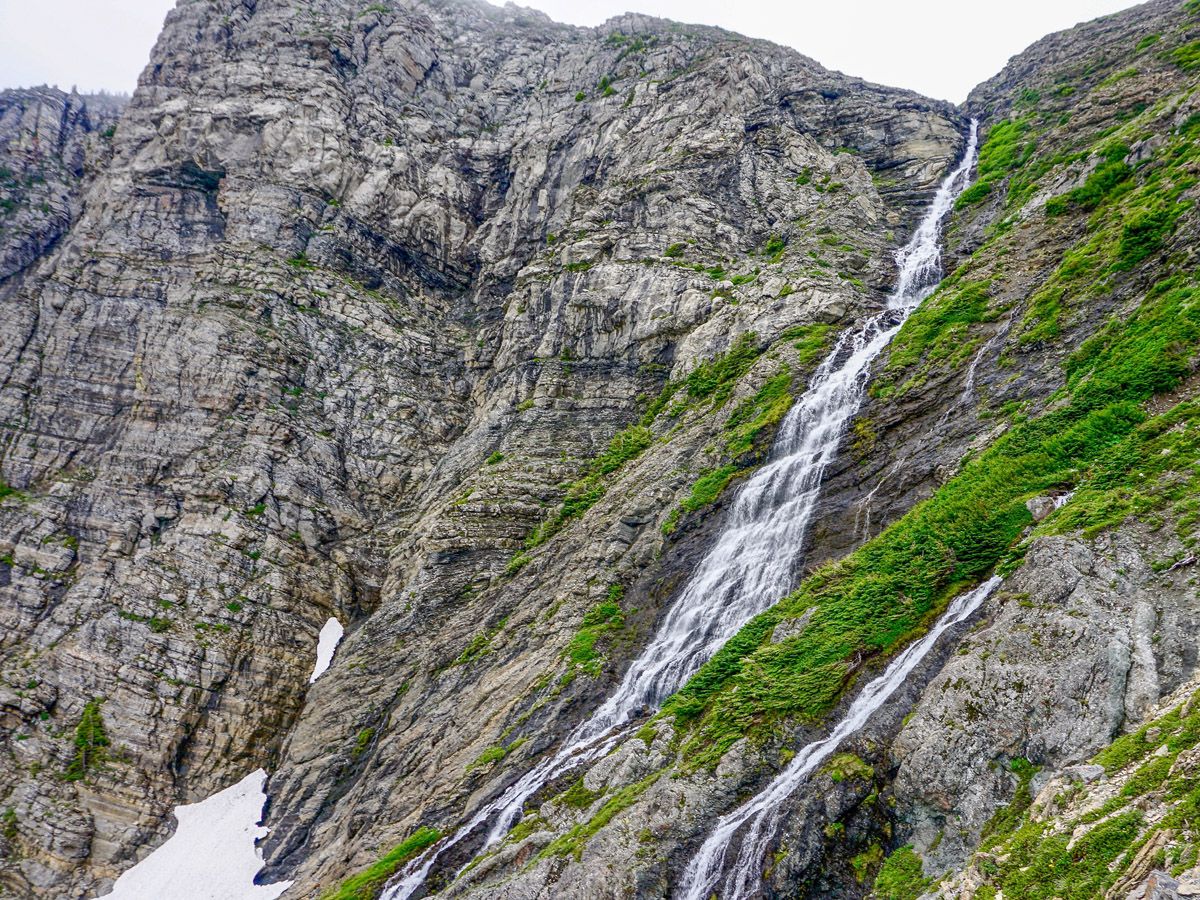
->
[0,88,124,282]
[3,0,1199,898]
[357,1,1200,898]
[0,1,962,898]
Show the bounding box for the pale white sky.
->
[0,0,1143,103]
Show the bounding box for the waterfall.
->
[382,120,978,900]
[678,577,1001,900]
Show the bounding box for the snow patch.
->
[97,769,291,900]
[309,617,344,683]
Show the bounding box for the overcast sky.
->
[0,0,1143,103]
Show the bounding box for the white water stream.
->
[383,121,979,900]
[678,576,1001,900]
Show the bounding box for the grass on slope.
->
[962,687,1200,899]
[515,333,768,562]
[321,827,441,900]
[662,105,1200,767]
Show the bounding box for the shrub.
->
[1170,41,1200,71]
[64,699,109,782]
[1115,206,1174,269]
[565,599,626,676]
[873,845,931,900]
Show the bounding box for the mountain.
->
[1,1,1198,898]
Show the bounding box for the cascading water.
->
[677,121,984,900]
[678,577,1001,900]
[382,120,978,900]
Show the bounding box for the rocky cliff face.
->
[1,0,1198,899]
[0,88,124,282]
[0,1,959,897]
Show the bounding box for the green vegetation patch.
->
[981,758,1040,847]
[321,826,441,900]
[661,328,833,533]
[724,369,794,457]
[956,119,1034,209]
[1121,753,1174,797]
[1018,116,1192,345]
[682,465,740,511]
[1115,205,1177,270]
[823,752,874,783]
[1045,143,1132,216]
[351,727,375,760]
[452,616,509,666]
[643,332,764,422]
[1040,279,1200,540]
[782,323,835,368]
[992,810,1142,900]
[539,771,662,860]
[467,737,527,772]
[664,251,1200,767]
[64,699,109,782]
[762,233,787,261]
[663,464,741,535]
[851,843,885,883]
[1170,41,1200,71]
[564,586,627,677]
[523,424,654,552]
[872,845,931,900]
[559,777,605,809]
[874,278,996,399]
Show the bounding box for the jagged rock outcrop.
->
[0,1,962,898]
[399,1,1200,898]
[0,88,123,282]
[3,0,1200,898]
